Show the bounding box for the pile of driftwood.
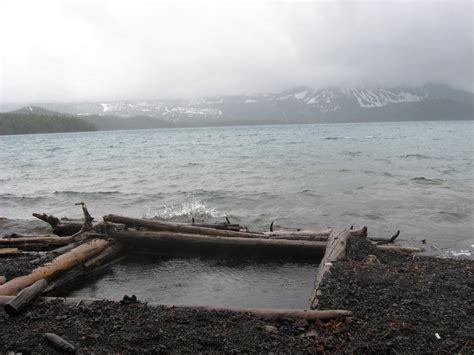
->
[0,203,422,320]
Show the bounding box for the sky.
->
[0,0,472,103]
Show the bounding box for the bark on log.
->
[0,239,110,296]
[104,214,265,239]
[4,279,48,316]
[44,333,76,353]
[108,230,327,255]
[0,296,352,320]
[309,230,351,309]
[376,245,424,253]
[265,229,332,241]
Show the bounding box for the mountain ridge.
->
[1,84,472,128]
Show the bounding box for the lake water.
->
[1,121,473,258]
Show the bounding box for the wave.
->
[143,199,223,220]
[400,154,432,159]
[324,136,349,140]
[53,190,121,196]
[410,177,446,185]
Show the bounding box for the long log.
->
[376,245,424,253]
[309,229,351,309]
[265,229,333,239]
[0,236,72,251]
[0,296,351,320]
[4,278,48,315]
[109,230,327,256]
[44,244,123,294]
[104,214,266,239]
[0,239,110,296]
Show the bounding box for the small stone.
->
[263,325,278,333]
[362,254,381,265]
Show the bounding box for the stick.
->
[44,333,76,353]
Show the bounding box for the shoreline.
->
[0,237,472,353]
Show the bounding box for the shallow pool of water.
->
[65,253,319,309]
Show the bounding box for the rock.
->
[263,325,278,333]
[362,255,381,265]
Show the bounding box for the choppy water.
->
[1,121,473,258]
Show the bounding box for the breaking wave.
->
[143,199,223,220]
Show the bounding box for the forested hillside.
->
[0,111,97,135]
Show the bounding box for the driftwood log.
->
[376,245,424,253]
[108,230,327,256]
[44,243,123,294]
[4,278,48,315]
[104,214,266,239]
[0,239,110,296]
[309,229,353,309]
[0,296,352,320]
[0,236,72,251]
[32,213,83,237]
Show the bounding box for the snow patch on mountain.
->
[352,88,427,108]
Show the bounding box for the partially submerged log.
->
[104,214,265,239]
[0,239,110,296]
[0,296,352,320]
[109,230,327,256]
[309,229,353,309]
[4,278,48,316]
[33,213,82,237]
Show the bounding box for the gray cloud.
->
[0,1,472,103]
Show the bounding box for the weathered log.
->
[0,236,72,251]
[0,248,19,256]
[44,333,76,353]
[33,213,82,237]
[376,245,424,253]
[0,296,352,320]
[72,202,94,236]
[309,229,351,309]
[191,223,240,231]
[265,229,333,241]
[109,230,327,256]
[0,239,110,296]
[4,279,48,316]
[104,214,266,238]
[30,242,84,265]
[44,244,123,294]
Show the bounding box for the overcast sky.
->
[0,0,472,103]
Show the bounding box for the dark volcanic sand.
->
[0,238,473,353]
